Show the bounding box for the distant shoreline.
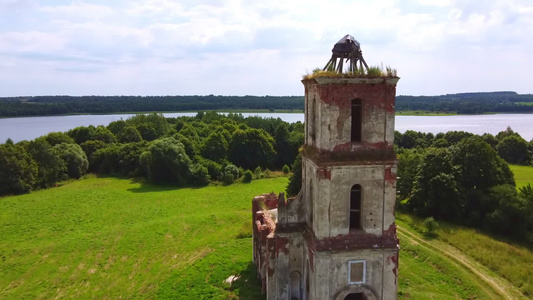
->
[5,109,533,120]
[2,92,533,117]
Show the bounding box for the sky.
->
[1,0,532,97]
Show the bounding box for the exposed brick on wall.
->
[311,81,394,110]
[303,144,396,166]
[317,168,332,180]
[303,226,399,252]
[384,167,397,184]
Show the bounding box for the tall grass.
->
[303,65,397,79]
[397,213,533,297]
[398,236,488,299]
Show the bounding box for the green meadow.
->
[0,176,284,299]
[510,164,533,189]
[1,175,531,299]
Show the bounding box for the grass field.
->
[1,176,531,299]
[397,213,532,298]
[510,164,533,189]
[397,226,496,299]
[0,176,288,299]
[516,102,533,106]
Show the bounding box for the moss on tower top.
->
[303,65,398,80]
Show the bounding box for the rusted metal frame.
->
[337,56,344,73]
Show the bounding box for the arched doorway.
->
[344,293,366,300]
[334,285,377,300]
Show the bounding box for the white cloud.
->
[40,2,114,20]
[0,0,532,96]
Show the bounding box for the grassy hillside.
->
[1,176,531,299]
[510,164,533,189]
[397,214,531,299]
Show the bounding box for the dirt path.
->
[397,225,525,299]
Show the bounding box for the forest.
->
[394,127,533,243]
[0,112,532,244]
[396,91,533,114]
[1,91,533,117]
[0,112,303,196]
[0,95,304,117]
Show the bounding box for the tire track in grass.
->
[397,225,525,300]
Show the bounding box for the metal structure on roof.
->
[323,34,369,74]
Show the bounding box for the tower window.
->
[350,185,362,229]
[351,99,362,142]
[311,98,316,141]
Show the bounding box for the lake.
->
[1,113,532,143]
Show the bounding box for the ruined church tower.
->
[253,35,399,300]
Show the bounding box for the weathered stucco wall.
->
[302,248,398,300]
[303,158,397,238]
[303,77,398,152]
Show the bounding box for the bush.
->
[190,164,210,186]
[286,154,302,197]
[242,170,253,183]
[222,172,234,185]
[253,166,262,179]
[423,217,439,236]
[0,143,38,195]
[139,137,192,185]
[198,158,222,180]
[282,164,290,174]
[224,164,239,180]
[53,143,89,179]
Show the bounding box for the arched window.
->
[350,185,362,229]
[311,97,317,141]
[305,261,310,298]
[351,99,362,142]
[308,179,313,225]
[290,271,302,299]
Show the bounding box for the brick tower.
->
[252,36,399,300]
[299,74,400,299]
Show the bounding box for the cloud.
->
[40,2,114,20]
[0,0,532,96]
[0,0,36,12]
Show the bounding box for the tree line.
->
[396,91,533,114]
[395,127,533,243]
[0,95,304,117]
[2,91,533,117]
[0,112,303,196]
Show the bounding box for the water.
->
[394,114,533,140]
[0,113,531,143]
